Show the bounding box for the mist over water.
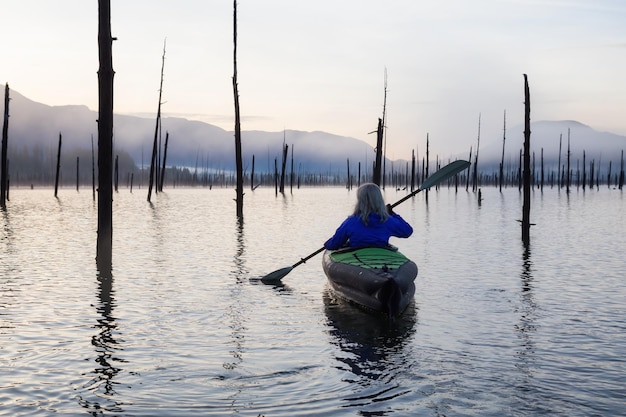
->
[1,186,624,416]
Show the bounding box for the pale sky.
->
[2,0,626,159]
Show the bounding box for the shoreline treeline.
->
[4,149,623,191]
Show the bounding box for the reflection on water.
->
[515,242,538,388]
[79,270,125,415]
[323,289,417,410]
[1,187,624,416]
[222,217,249,412]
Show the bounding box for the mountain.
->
[2,85,625,177]
[474,120,626,171]
[0,87,375,175]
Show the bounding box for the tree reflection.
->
[223,217,249,371]
[515,242,538,384]
[79,269,125,415]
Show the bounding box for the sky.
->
[2,0,626,160]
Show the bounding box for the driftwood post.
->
[76,156,80,191]
[54,133,62,197]
[521,74,531,244]
[232,0,244,218]
[97,0,114,270]
[1,84,9,208]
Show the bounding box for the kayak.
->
[322,247,418,317]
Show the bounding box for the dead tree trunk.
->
[279,140,288,194]
[410,149,416,192]
[425,136,431,202]
[465,146,471,192]
[541,148,545,191]
[290,145,294,194]
[54,133,62,197]
[147,40,166,202]
[274,158,278,196]
[91,134,96,201]
[618,149,624,190]
[233,0,244,218]
[251,154,256,190]
[557,133,562,189]
[521,74,531,244]
[159,131,169,191]
[499,110,506,192]
[566,129,571,193]
[381,68,388,190]
[582,150,587,191]
[97,0,115,270]
[114,155,119,192]
[1,84,9,208]
[373,118,383,186]
[472,114,481,192]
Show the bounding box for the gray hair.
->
[353,183,389,225]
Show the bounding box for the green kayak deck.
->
[328,247,410,270]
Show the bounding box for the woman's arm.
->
[387,213,413,238]
[324,217,352,249]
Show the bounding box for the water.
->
[1,186,624,416]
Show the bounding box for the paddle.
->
[260,159,471,284]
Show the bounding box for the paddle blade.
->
[261,266,293,284]
[419,159,470,191]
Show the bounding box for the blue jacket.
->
[324,212,413,250]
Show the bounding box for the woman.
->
[324,183,413,250]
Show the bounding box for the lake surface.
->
[1,185,624,416]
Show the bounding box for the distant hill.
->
[2,85,625,178]
[472,120,626,171]
[0,87,375,176]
